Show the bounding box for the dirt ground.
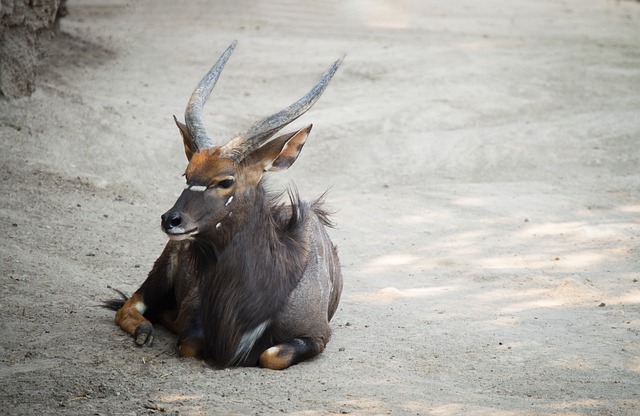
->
[1,0,639,415]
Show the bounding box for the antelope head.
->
[160,42,342,241]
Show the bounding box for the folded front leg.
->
[115,292,155,346]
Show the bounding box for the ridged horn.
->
[220,55,344,162]
[184,41,237,151]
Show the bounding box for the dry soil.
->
[1,0,639,415]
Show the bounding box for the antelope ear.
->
[252,124,312,172]
[173,115,195,161]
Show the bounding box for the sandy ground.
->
[1,0,640,415]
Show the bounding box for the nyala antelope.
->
[105,42,343,370]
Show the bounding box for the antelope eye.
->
[217,179,234,189]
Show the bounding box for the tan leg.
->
[259,337,326,370]
[114,293,155,346]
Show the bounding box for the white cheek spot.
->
[228,211,233,218]
[215,222,222,230]
[225,196,234,206]
[134,301,147,315]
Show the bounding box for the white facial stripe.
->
[185,185,207,192]
[225,196,234,206]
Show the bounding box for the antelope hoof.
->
[134,323,155,346]
[177,337,202,358]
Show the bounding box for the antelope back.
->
[274,212,343,340]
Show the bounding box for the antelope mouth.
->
[165,227,198,241]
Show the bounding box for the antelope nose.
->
[161,211,182,231]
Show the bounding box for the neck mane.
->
[192,186,309,367]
